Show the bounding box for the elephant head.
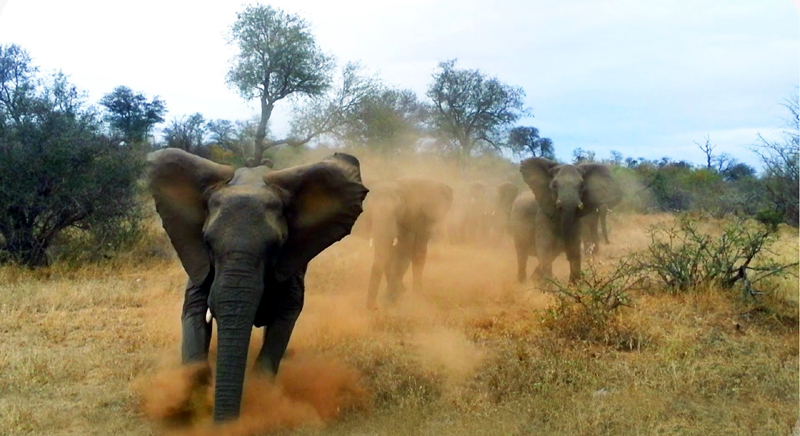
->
[147,149,368,422]
[520,157,621,249]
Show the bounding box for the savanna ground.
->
[1,204,798,435]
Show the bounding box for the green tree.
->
[335,87,423,154]
[227,4,334,161]
[426,59,527,167]
[507,126,554,159]
[288,62,380,148]
[0,45,142,266]
[99,86,165,144]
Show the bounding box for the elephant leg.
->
[585,213,600,256]
[411,231,430,293]
[181,276,213,364]
[565,238,582,283]
[533,217,557,282]
[514,236,529,283]
[600,208,610,244]
[367,243,391,310]
[367,260,382,310]
[256,267,305,376]
[387,229,413,302]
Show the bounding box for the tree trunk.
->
[253,98,274,162]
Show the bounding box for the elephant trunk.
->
[560,204,580,246]
[209,256,265,423]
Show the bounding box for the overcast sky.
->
[0,0,797,168]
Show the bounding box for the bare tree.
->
[695,136,716,170]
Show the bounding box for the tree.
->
[572,148,596,163]
[695,136,716,169]
[506,126,554,159]
[426,59,528,167]
[752,92,799,226]
[334,87,424,154]
[289,62,380,148]
[99,86,166,144]
[0,45,143,266]
[163,113,207,155]
[227,4,334,161]
[206,119,236,148]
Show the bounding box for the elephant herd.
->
[145,149,622,423]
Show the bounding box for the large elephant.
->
[147,149,368,423]
[359,178,453,309]
[519,157,622,282]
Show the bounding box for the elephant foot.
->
[159,362,212,426]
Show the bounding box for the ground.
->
[0,213,797,436]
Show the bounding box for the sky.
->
[0,0,797,169]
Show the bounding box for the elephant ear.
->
[265,153,369,281]
[578,163,623,210]
[520,157,558,208]
[147,148,235,285]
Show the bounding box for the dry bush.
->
[631,214,799,298]
[541,260,648,350]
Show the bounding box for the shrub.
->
[0,44,144,267]
[630,214,798,298]
[542,260,642,347]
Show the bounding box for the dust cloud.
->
[136,355,368,436]
[133,151,649,435]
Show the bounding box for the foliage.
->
[426,59,528,167]
[752,93,799,226]
[99,86,166,145]
[289,62,380,148]
[507,126,554,159]
[630,214,798,298]
[334,87,424,155]
[0,44,143,267]
[572,148,596,163]
[543,260,641,347]
[163,113,207,156]
[227,4,334,160]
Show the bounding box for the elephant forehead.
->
[209,185,282,214]
[231,166,272,185]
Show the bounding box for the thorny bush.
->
[630,214,798,298]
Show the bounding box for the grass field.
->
[0,213,797,436]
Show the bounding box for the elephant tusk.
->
[578,202,585,211]
[369,238,373,248]
[392,238,398,246]
[206,309,212,324]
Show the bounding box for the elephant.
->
[510,191,539,282]
[518,157,622,282]
[490,182,520,237]
[147,148,368,423]
[448,181,491,244]
[359,178,453,309]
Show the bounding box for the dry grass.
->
[0,211,797,436]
